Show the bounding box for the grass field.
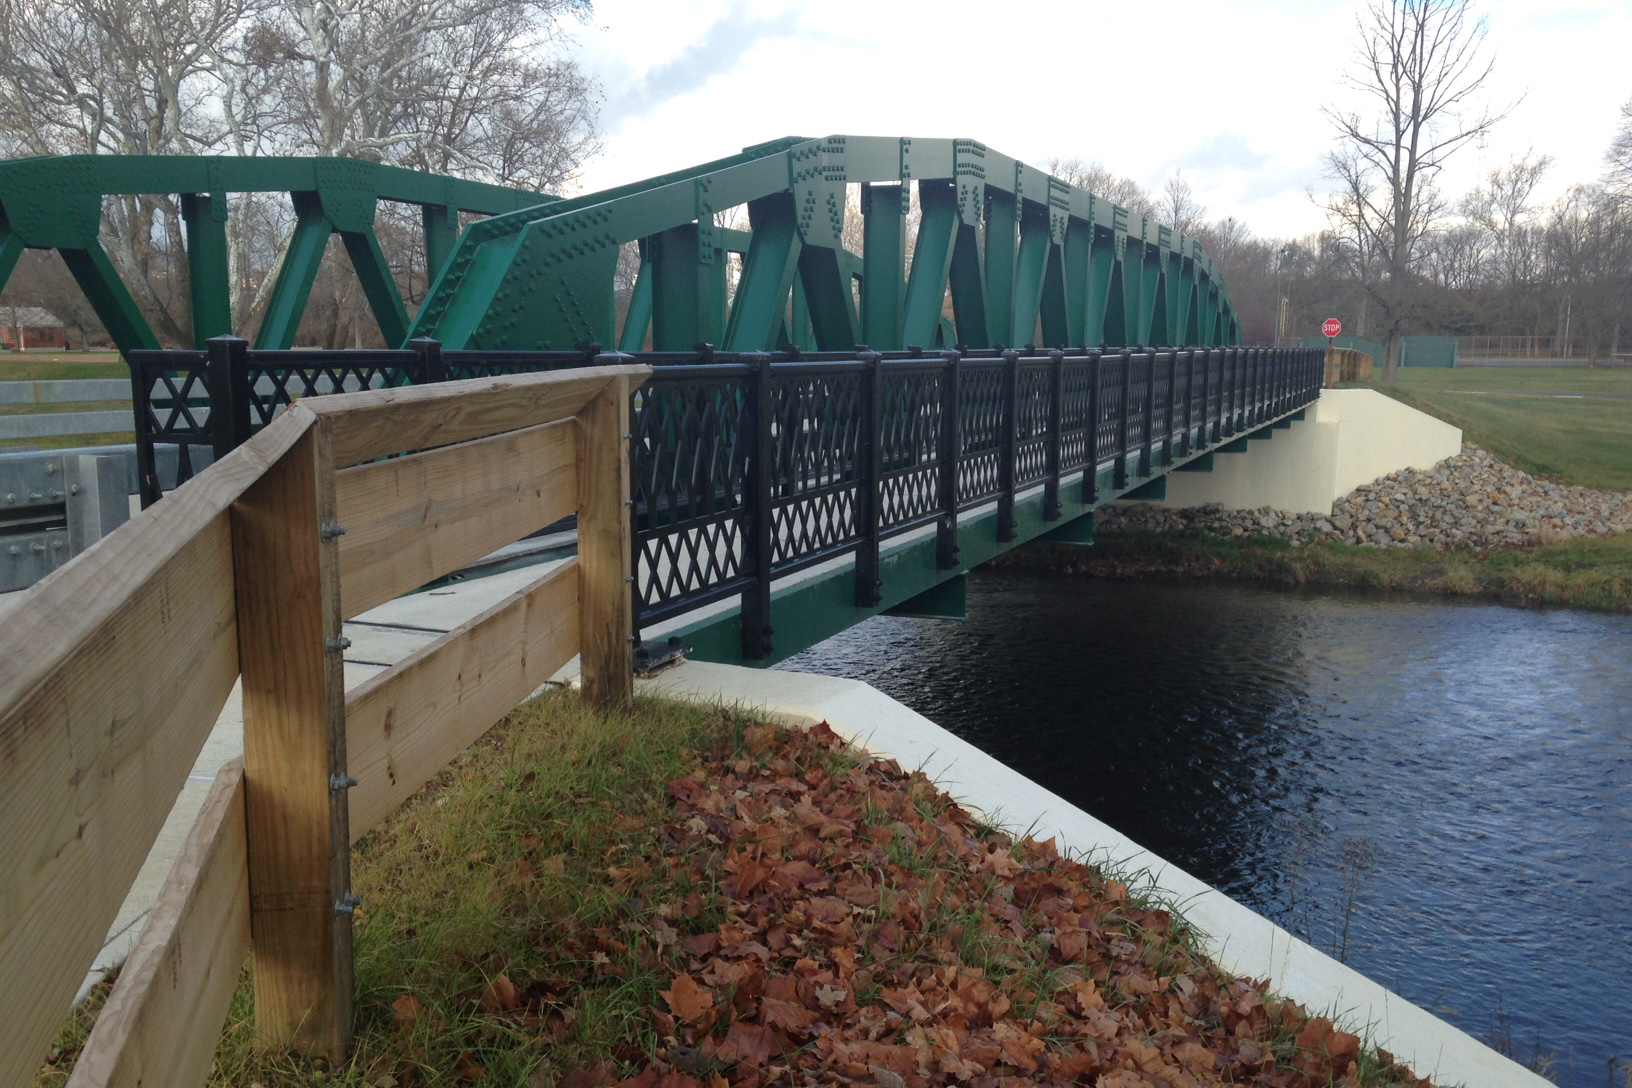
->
[1363,366,1632,490]
[0,352,127,381]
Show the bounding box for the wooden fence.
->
[1323,347,1373,386]
[0,362,649,1088]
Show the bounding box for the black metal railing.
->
[127,340,1325,659]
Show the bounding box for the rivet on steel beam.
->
[31,542,46,554]
[330,773,359,791]
[325,636,352,654]
[320,522,347,541]
[335,893,362,915]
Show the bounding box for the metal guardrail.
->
[129,339,1325,657]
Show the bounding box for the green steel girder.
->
[0,153,550,354]
[410,135,1241,353]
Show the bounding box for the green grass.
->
[1016,530,1632,612]
[0,433,134,450]
[0,401,130,415]
[1361,367,1632,490]
[0,353,127,381]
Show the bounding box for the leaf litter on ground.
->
[588,720,1431,1088]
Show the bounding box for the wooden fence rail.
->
[0,363,649,1088]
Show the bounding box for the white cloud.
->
[563,0,1632,242]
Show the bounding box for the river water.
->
[778,571,1632,1084]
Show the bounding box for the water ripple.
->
[779,572,1632,1082]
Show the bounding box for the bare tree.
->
[1045,157,1156,219]
[0,0,601,347]
[1607,95,1632,197]
[1546,186,1631,365]
[1159,171,1207,236]
[1319,0,1510,382]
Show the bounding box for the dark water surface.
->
[778,572,1632,1083]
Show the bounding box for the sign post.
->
[1321,318,1343,387]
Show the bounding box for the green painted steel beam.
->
[0,155,549,222]
[402,135,1240,354]
[983,189,1016,345]
[860,184,904,350]
[902,180,958,348]
[0,220,25,300]
[422,203,460,282]
[340,228,412,348]
[1041,512,1096,545]
[883,573,966,621]
[1011,205,1050,346]
[1176,452,1215,473]
[59,243,160,353]
[1122,476,1167,501]
[181,192,232,346]
[255,195,331,350]
[619,254,653,353]
[722,193,802,352]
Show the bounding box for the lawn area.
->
[1364,366,1632,490]
[39,691,1429,1088]
[0,351,128,381]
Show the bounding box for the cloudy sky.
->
[560,0,1631,241]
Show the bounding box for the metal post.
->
[741,355,775,660]
[854,352,883,607]
[997,349,1019,541]
[1162,350,1178,467]
[1197,347,1211,448]
[1180,349,1193,457]
[206,336,252,460]
[409,337,447,385]
[1113,348,1131,490]
[127,353,162,509]
[1083,350,1101,505]
[1140,351,1155,478]
[1044,349,1063,521]
[936,351,961,570]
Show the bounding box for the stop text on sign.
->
[1322,318,1342,338]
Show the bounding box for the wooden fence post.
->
[578,373,636,710]
[230,416,353,1058]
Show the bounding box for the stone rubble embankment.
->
[1095,447,1632,551]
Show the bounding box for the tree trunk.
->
[1382,330,1402,385]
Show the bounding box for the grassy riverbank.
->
[1006,366,1632,610]
[39,690,1432,1088]
[1004,530,1632,612]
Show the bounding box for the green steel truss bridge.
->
[1,138,1319,666]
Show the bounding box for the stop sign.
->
[1322,318,1342,338]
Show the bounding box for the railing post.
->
[997,349,1019,542]
[1197,348,1211,448]
[207,335,253,459]
[1114,348,1131,490]
[741,355,775,660]
[232,416,353,1060]
[1140,351,1155,478]
[936,351,962,570]
[409,336,447,385]
[1083,349,1101,506]
[578,371,636,709]
[854,352,883,607]
[1044,349,1063,521]
[1161,350,1178,467]
[128,352,161,508]
[1179,349,1193,457]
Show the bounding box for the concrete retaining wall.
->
[1158,389,1462,515]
